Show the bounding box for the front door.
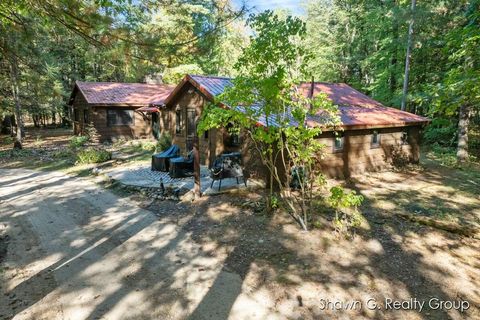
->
[152,112,160,139]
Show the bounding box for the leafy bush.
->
[84,123,100,143]
[328,186,364,238]
[1,136,14,145]
[69,135,89,149]
[52,149,74,159]
[428,144,459,167]
[156,132,172,152]
[140,141,157,152]
[423,118,457,147]
[77,148,111,164]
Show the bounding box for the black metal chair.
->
[151,144,180,172]
[169,151,194,178]
[210,152,246,191]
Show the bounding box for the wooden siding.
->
[164,82,224,166]
[90,107,152,141]
[163,81,423,180]
[71,90,153,141]
[317,126,421,178]
[72,91,88,135]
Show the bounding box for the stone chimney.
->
[144,73,163,84]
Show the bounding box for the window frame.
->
[371,130,381,148]
[107,109,135,127]
[401,130,409,145]
[175,109,183,135]
[83,109,89,124]
[333,132,345,153]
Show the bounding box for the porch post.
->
[193,135,201,198]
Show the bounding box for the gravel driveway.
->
[0,169,247,320]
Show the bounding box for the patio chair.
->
[151,144,180,172]
[210,152,246,191]
[169,151,194,178]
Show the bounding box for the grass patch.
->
[77,148,112,164]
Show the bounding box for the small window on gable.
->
[333,132,344,152]
[401,130,408,145]
[371,130,381,148]
[204,130,209,140]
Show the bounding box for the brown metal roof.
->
[72,81,175,106]
[298,82,430,129]
[174,75,429,129]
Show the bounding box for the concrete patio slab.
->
[103,162,264,195]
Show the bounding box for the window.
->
[204,130,209,139]
[83,110,89,124]
[371,130,381,148]
[401,130,408,145]
[175,110,183,134]
[107,109,134,126]
[225,123,241,147]
[333,132,344,152]
[186,109,196,138]
[230,133,240,146]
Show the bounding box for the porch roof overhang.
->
[136,106,160,113]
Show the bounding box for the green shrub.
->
[77,148,111,164]
[52,149,74,159]
[2,136,14,145]
[140,141,157,152]
[69,135,89,149]
[423,118,457,147]
[156,132,172,152]
[328,186,364,238]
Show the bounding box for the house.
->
[161,74,430,178]
[68,81,175,141]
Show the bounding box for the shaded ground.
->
[1,164,479,319]
[0,127,159,176]
[0,128,479,319]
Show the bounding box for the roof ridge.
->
[76,80,174,86]
[189,74,233,80]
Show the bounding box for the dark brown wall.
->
[90,107,152,141]
[72,91,88,135]
[71,91,152,141]
[163,82,423,180]
[317,126,421,178]
[164,82,224,166]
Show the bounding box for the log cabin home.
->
[68,81,175,141]
[161,74,430,178]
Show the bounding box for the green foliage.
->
[328,186,364,238]
[270,195,280,211]
[427,144,459,168]
[69,136,89,149]
[423,119,458,147]
[76,148,112,164]
[156,132,172,152]
[162,64,204,84]
[198,11,340,231]
[140,141,157,152]
[52,149,74,159]
[0,0,246,132]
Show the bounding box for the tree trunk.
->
[401,0,416,111]
[9,55,23,149]
[456,104,470,162]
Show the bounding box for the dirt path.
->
[0,169,246,320]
